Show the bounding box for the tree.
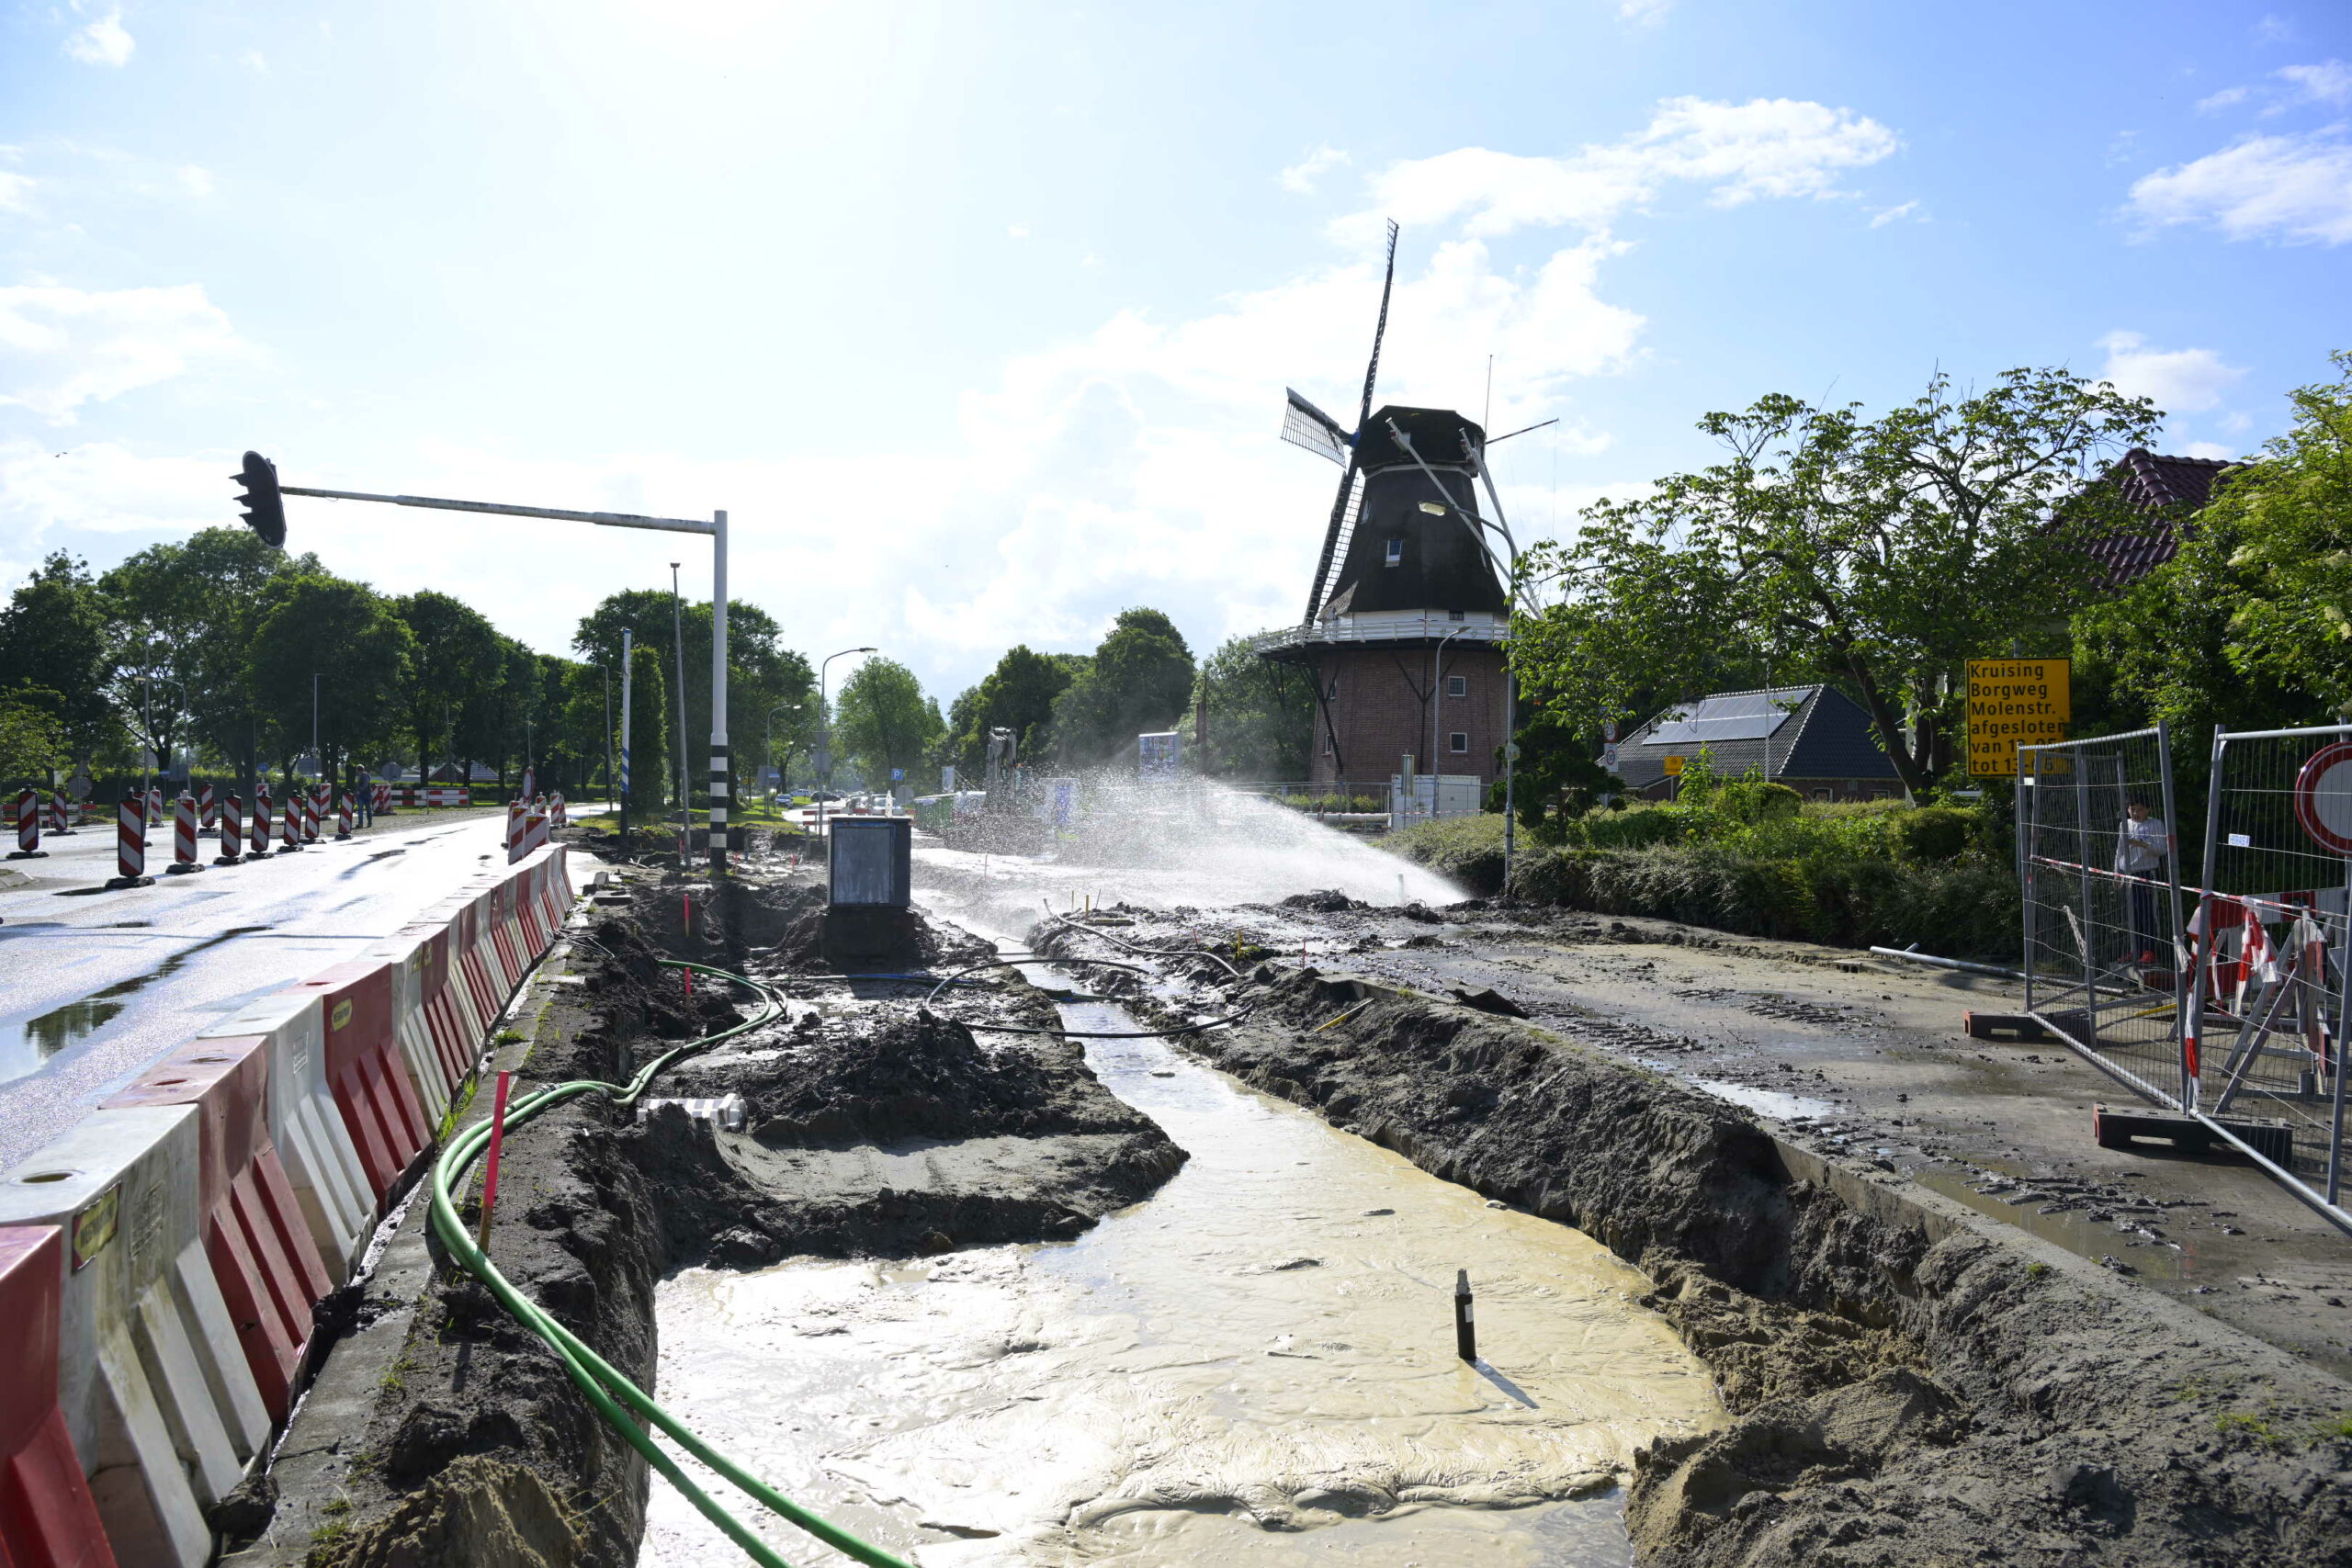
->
[393,591,502,781]
[2199,350,2352,716]
[1514,368,2160,798]
[244,574,414,789]
[1193,635,1312,779]
[622,642,670,818]
[0,692,66,788]
[1049,608,1195,766]
[942,646,1083,773]
[836,658,944,791]
[103,528,317,798]
[0,553,117,768]
[573,592,812,802]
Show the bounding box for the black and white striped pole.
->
[1454,1269,1476,1362]
[241,456,735,872]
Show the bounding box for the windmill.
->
[1282,220,1398,627]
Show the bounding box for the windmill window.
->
[1326,678,1340,700]
[1447,609,1465,622]
[1449,732,1469,753]
[1384,537,1404,567]
[1446,676,1466,698]
[1322,732,1334,756]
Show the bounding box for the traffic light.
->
[233,451,286,547]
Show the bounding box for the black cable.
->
[922,954,1153,1004]
[1040,905,1243,979]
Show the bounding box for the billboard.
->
[1137,731,1182,780]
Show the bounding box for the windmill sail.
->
[1280,389,1350,466]
[1299,218,1400,624]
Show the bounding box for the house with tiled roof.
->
[2078,446,2244,587]
[1608,684,1902,802]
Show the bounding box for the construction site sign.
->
[1967,658,2071,775]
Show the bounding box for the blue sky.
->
[5,0,2347,704]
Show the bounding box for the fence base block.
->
[2093,1102,2295,1165]
[1963,1010,2055,1043]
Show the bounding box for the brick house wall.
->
[1306,643,1508,791]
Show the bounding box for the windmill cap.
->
[1357,406,1486,473]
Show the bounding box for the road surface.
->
[0,807,593,1170]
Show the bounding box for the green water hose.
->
[427,958,917,1568]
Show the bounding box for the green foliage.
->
[1495,708,1620,829]
[1194,633,1313,779]
[942,645,1081,773]
[394,590,502,777]
[624,644,669,816]
[1049,608,1195,766]
[571,592,814,797]
[244,574,413,788]
[1511,367,2161,799]
[1389,796,2018,958]
[0,690,67,786]
[836,657,944,792]
[0,552,119,764]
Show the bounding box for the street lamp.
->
[235,458,735,871]
[815,647,876,839]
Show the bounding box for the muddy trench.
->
[276,845,2352,1568]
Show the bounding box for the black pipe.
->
[1454,1269,1476,1362]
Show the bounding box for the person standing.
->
[2116,797,2176,967]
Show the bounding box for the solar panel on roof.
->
[1643,689,1813,746]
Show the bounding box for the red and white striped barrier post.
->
[217,794,244,864]
[6,790,40,860]
[252,785,274,857]
[505,799,526,863]
[550,791,567,827]
[46,791,70,835]
[280,786,302,852]
[335,793,354,840]
[164,793,203,874]
[198,782,216,831]
[107,798,152,888]
[300,786,320,845]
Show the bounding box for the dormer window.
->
[1384,537,1404,567]
[1447,609,1465,622]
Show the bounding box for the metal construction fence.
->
[2187,724,2352,1213]
[2022,722,2352,1234]
[2019,725,2191,1106]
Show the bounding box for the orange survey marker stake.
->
[476,1071,513,1253]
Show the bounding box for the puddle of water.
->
[6,925,273,1081]
[1680,1077,1840,1122]
[644,982,1721,1566]
[1913,1168,2194,1282]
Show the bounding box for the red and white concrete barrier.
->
[290,964,432,1203]
[194,995,371,1274]
[0,1225,119,1568]
[0,1107,273,1567]
[100,1039,335,1422]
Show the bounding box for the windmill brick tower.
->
[1255,222,1512,795]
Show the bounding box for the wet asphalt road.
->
[0,807,590,1170]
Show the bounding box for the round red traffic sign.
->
[2292,740,2352,855]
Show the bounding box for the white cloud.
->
[2128,130,2352,243]
[240,50,268,74]
[2276,59,2352,106]
[2181,441,2234,460]
[2255,14,2294,43]
[178,165,214,197]
[1618,0,1673,27]
[0,172,33,212]
[2222,410,2254,434]
[1347,96,1899,240]
[62,6,134,66]
[1868,199,1921,227]
[1006,223,1030,239]
[0,283,252,423]
[2197,85,2250,112]
[1279,144,1349,195]
[2097,331,2247,414]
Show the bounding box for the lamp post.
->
[242,468,733,870]
[815,647,876,840]
[670,563,689,858]
[1429,624,1470,822]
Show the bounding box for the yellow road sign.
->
[1662,755,1685,775]
[1967,658,2071,776]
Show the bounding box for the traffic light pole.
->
[271,483,732,873]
